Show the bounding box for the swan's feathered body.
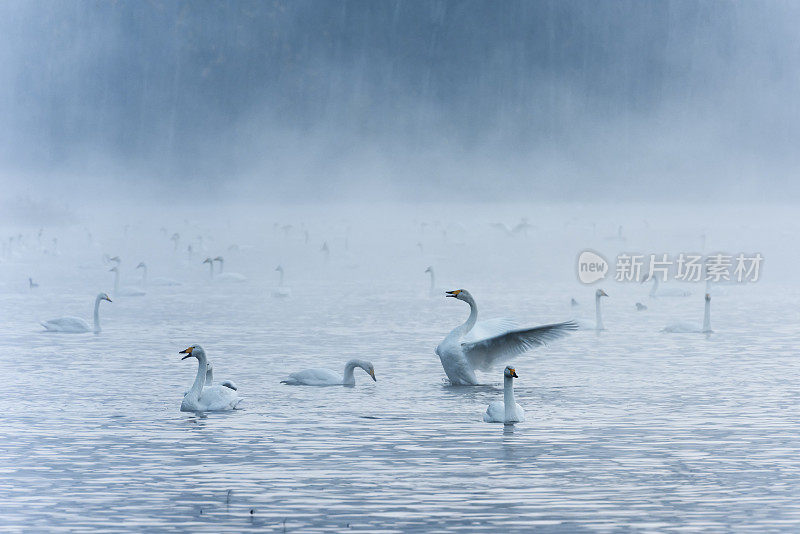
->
[41,293,111,334]
[205,257,247,282]
[484,366,525,423]
[179,345,242,412]
[663,293,713,333]
[282,359,376,386]
[271,265,292,297]
[435,289,576,386]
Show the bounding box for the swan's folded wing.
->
[462,321,577,371]
[462,318,518,344]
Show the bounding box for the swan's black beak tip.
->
[179,347,194,359]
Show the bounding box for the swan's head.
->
[213,256,224,262]
[424,266,432,273]
[445,289,472,301]
[362,362,376,381]
[109,266,118,273]
[596,289,608,298]
[98,292,112,302]
[504,366,518,378]
[110,256,120,263]
[705,293,711,301]
[179,345,205,360]
[202,257,212,264]
[275,265,283,272]
[136,262,146,269]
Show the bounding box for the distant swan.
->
[635,302,648,311]
[110,266,145,297]
[281,359,376,386]
[271,265,292,297]
[185,362,238,395]
[576,289,608,330]
[424,266,440,296]
[484,366,525,423]
[663,293,713,333]
[435,289,576,385]
[210,256,247,282]
[136,262,181,287]
[41,293,112,334]
[179,345,242,411]
[646,275,691,298]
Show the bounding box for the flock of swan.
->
[33,244,717,425]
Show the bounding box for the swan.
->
[575,289,608,330]
[570,298,578,307]
[281,359,376,386]
[424,266,441,296]
[646,275,691,298]
[635,302,648,311]
[212,256,247,282]
[29,277,38,289]
[663,293,713,333]
[435,289,576,386]
[484,366,525,423]
[271,265,292,297]
[184,362,238,395]
[136,262,181,287]
[179,345,243,411]
[41,292,112,333]
[110,266,146,296]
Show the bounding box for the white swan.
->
[136,262,181,287]
[663,293,713,333]
[281,359,376,386]
[110,266,146,297]
[646,275,691,298]
[271,265,292,297]
[576,289,608,330]
[635,302,648,311]
[425,266,442,296]
[435,289,576,385]
[212,256,247,282]
[41,293,112,333]
[179,345,242,411]
[484,366,525,423]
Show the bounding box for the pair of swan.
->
[663,293,713,333]
[41,293,112,333]
[203,256,247,282]
[179,345,243,411]
[435,289,576,385]
[281,359,376,386]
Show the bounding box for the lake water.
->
[1,206,799,531]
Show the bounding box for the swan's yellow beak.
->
[179,346,194,359]
[445,290,462,298]
[104,296,112,302]
[510,368,518,378]
[369,369,376,381]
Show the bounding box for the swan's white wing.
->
[462,321,577,371]
[462,318,518,344]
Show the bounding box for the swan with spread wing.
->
[435,289,576,385]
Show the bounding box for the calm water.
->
[1,219,800,531]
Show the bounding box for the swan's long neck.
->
[189,351,208,397]
[428,270,435,291]
[217,259,224,272]
[140,265,147,286]
[343,359,368,386]
[703,297,711,332]
[206,364,214,384]
[504,375,516,422]
[113,269,120,292]
[278,269,284,286]
[456,296,478,336]
[92,295,102,333]
[207,262,214,279]
[595,294,604,331]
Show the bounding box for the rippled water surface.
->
[2,210,799,532]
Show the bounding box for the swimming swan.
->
[110,266,145,297]
[179,345,242,411]
[136,262,181,287]
[484,366,525,423]
[646,275,691,298]
[271,265,292,297]
[435,289,576,385]
[202,256,247,282]
[41,293,112,334]
[663,293,713,333]
[576,289,608,330]
[281,359,376,386]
